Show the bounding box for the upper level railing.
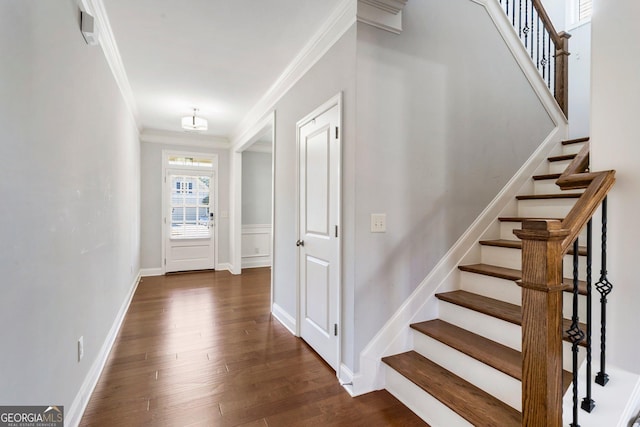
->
[514,143,615,426]
[497,0,570,116]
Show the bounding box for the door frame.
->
[161,150,219,274]
[230,111,276,303]
[295,92,342,371]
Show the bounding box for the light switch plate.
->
[371,213,386,233]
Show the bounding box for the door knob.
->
[296,240,304,247]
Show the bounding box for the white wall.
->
[242,151,272,225]
[270,24,357,363]
[590,0,640,374]
[567,22,591,139]
[352,0,555,371]
[140,142,230,270]
[0,0,140,413]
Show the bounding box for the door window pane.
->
[170,175,212,239]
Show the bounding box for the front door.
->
[297,97,341,370]
[165,170,215,272]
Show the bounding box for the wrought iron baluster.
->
[536,15,540,68]
[518,0,523,38]
[523,0,529,48]
[582,220,595,412]
[529,1,534,59]
[595,196,612,386]
[568,238,585,427]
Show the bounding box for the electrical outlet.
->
[78,336,84,362]
[254,247,260,254]
[370,213,386,233]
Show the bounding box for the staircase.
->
[382,137,591,426]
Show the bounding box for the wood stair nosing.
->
[532,172,562,181]
[562,137,589,145]
[383,350,522,427]
[458,263,588,296]
[548,153,577,162]
[498,216,563,222]
[479,238,588,256]
[410,319,574,392]
[516,192,582,200]
[436,290,587,345]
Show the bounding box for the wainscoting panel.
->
[241,224,272,268]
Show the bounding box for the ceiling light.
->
[181,108,208,131]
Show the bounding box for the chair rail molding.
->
[357,0,408,34]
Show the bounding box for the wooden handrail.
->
[531,0,563,47]
[514,143,616,426]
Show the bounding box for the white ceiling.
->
[102,0,345,139]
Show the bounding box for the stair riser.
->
[412,332,521,411]
[549,159,573,174]
[439,301,585,371]
[459,271,521,306]
[517,198,576,217]
[562,142,585,155]
[439,301,521,351]
[461,271,588,319]
[500,222,587,242]
[480,246,588,280]
[534,179,585,195]
[385,367,474,427]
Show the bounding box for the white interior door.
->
[165,170,215,272]
[298,100,341,370]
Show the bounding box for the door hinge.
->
[335,225,338,238]
[164,258,166,266]
[334,324,338,336]
[335,127,339,139]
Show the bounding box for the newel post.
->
[555,32,571,117]
[514,220,570,427]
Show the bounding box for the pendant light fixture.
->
[181,108,208,131]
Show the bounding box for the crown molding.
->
[140,129,230,149]
[357,0,408,34]
[79,0,141,132]
[230,0,357,145]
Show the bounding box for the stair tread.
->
[548,153,577,162]
[499,216,563,222]
[479,238,588,256]
[562,137,589,145]
[458,263,588,295]
[383,350,522,426]
[532,172,562,180]
[411,319,521,380]
[436,290,587,345]
[410,319,573,391]
[516,192,582,200]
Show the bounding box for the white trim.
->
[79,0,141,131]
[339,363,356,396]
[66,273,141,427]
[140,268,162,277]
[271,302,297,335]
[357,0,407,34]
[215,262,232,272]
[141,129,230,149]
[295,92,343,373]
[230,0,356,145]
[161,150,219,274]
[352,126,566,396]
[473,0,568,127]
[241,224,272,268]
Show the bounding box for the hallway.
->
[80,269,425,426]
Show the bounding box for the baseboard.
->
[352,125,566,396]
[271,302,296,336]
[65,272,141,427]
[241,259,272,269]
[216,263,232,272]
[338,363,356,396]
[140,267,162,277]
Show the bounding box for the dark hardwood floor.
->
[80,268,427,426]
